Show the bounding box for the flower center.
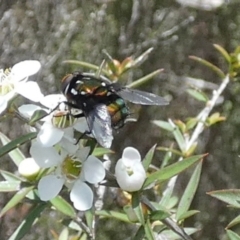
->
[0,69,14,96]
[125,166,134,176]
[61,155,81,180]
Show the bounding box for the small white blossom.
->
[18,158,41,180]
[19,94,88,148]
[0,60,43,114]
[115,147,146,192]
[30,142,106,211]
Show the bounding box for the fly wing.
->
[117,88,169,106]
[86,104,113,148]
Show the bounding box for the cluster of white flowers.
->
[2,60,147,211]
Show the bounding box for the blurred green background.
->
[1,0,240,239]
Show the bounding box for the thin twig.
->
[141,196,193,240]
[163,75,230,197]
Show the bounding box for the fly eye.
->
[61,74,73,93]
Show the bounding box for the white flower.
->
[0,60,43,114]
[18,158,41,180]
[115,147,146,192]
[30,143,106,211]
[18,94,88,148]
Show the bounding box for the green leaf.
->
[0,170,25,182]
[144,219,155,240]
[132,226,145,240]
[92,147,113,157]
[143,154,204,188]
[8,203,46,240]
[189,55,225,78]
[51,196,76,218]
[132,192,145,225]
[127,69,164,89]
[85,209,94,232]
[177,210,200,222]
[0,181,21,192]
[0,186,34,217]
[29,109,48,124]
[207,189,240,208]
[213,44,231,63]
[227,215,240,229]
[62,60,109,75]
[226,230,240,240]
[59,227,69,240]
[142,144,156,171]
[150,210,171,221]
[160,228,198,239]
[187,89,209,102]
[96,210,130,223]
[176,161,203,221]
[133,47,154,67]
[152,120,174,131]
[0,132,37,165]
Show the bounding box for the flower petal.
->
[122,147,141,162]
[40,94,66,109]
[115,158,146,192]
[75,147,91,162]
[16,81,44,102]
[11,60,41,82]
[0,97,7,114]
[18,158,40,177]
[38,175,64,201]
[37,122,64,147]
[82,155,105,184]
[30,142,61,168]
[70,180,93,211]
[18,104,42,118]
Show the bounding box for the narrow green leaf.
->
[157,147,183,157]
[0,186,34,217]
[170,121,186,152]
[189,55,225,78]
[187,89,209,102]
[29,109,48,124]
[160,228,198,239]
[0,132,37,165]
[96,210,130,223]
[144,154,204,188]
[0,170,25,182]
[127,69,164,89]
[132,192,145,225]
[59,228,69,240]
[62,60,109,75]
[227,215,240,229]
[85,209,94,232]
[150,210,171,221]
[0,181,21,192]
[144,219,155,240]
[51,196,76,218]
[133,47,154,67]
[177,210,200,222]
[152,120,174,131]
[92,147,113,157]
[213,44,231,63]
[132,226,145,240]
[176,161,203,221]
[207,189,240,208]
[226,230,240,240]
[142,144,156,171]
[8,203,46,240]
